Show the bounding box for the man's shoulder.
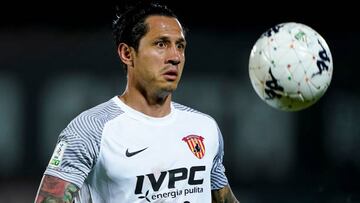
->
[81,97,124,118]
[172,102,216,123]
[67,97,124,131]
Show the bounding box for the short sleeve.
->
[44,114,102,188]
[210,126,229,190]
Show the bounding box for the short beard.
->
[155,88,174,104]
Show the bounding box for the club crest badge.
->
[182,135,205,159]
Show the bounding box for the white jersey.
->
[45,96,228,203]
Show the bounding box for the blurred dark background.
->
[1,1,359,202]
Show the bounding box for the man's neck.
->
[119,91,172,118]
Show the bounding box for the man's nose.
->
[166,46,181,65]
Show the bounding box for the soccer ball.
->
[249,22,333,111]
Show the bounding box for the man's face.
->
[131,15,186,96]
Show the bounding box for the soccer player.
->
[35,1,239,202]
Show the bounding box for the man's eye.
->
[156,42,166,48]
[177,44,185,49]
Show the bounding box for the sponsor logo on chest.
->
[135,166,206,202]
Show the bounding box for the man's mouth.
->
[163,68,178,81]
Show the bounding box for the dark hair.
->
[112,1,180,51]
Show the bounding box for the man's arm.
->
[211,185,239,203]
[35,175,79,203]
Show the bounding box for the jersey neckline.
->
[112,96,177,125]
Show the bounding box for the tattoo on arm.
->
[35,175,79,203]
[211,185,239,203]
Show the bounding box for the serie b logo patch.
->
[49,141,67,168]
[182,135,205,159]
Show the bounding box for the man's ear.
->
[118,43,134,66]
